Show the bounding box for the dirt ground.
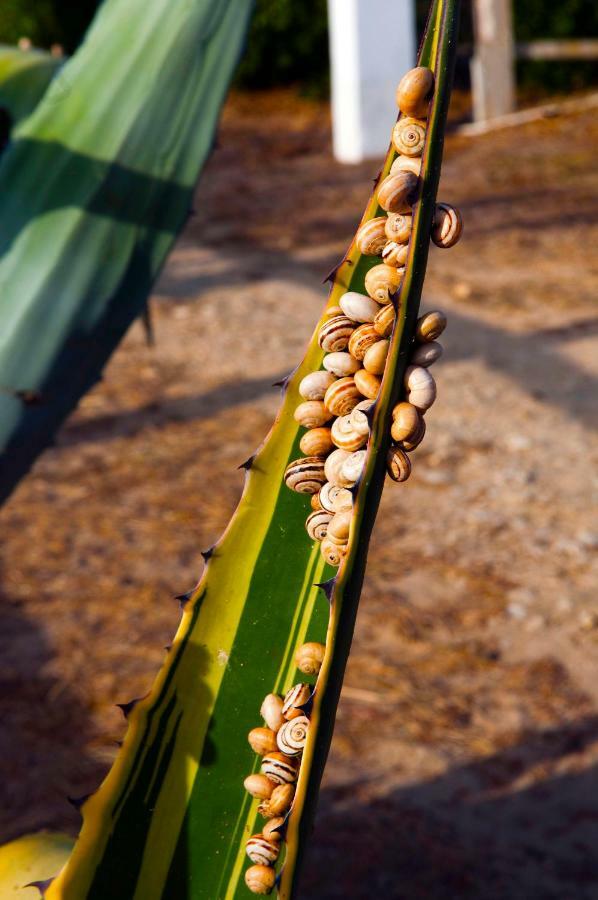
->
[0,90,597,898]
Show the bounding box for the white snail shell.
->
[355,216,388,255]
[294,400,332,429]
[324,448,353,488]
[396,66,435,118]
[390,401,422,442]
[381,241,409,268]
[404,365,437,411]
[384,212,412,243]
[318,315,355,353]
[261,751,299,785]
[390,155,421,178]
[319,481,346,513]
[348,324,381,361]
[331,414,368,452]
[282,683,311,720]
[284,456,327,494]
[332,487,353,513]
[354,368,381,400]
[416,310,447,342]
[244,773,275,800]
[377,171,419,214]
[320,537,346,568]
[324,377,362,417]
[373,304,396,337]
[259,783,294,818]
[363,339,389,375]
[305,509,332,542]
[327,510,352,546]
[339,291,380,324]
[277,715,310,757]
[392,117,426,157]
[432,202,463,248]
[248,727,278,755]
[295,641,326,675]
[340,449,367,487]
[410,340,443,367]
[386,446,412,482]
[322,351,360,378]
[245,864,276,895]
[299,370,336,401]
[365,264,404,304]
[246,834,280,866]
[299,426,334,457]
[260,694,285,732]
[350,399,373,435]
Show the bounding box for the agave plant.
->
[1,0,462,895]
[0,45,60,129]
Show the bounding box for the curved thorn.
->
[116,696,145,719]
[175,590,193,609]
[238,454,256,471]
[67,792,91,811]
[201,545,215,562]
[315,577,336,603]
[26,878,54,897]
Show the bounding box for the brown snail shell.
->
[245,864,276,895]
[277,715,310,757]
[322,351,360,378]
[294,400,332,429]
[318,315,355,353]
[392,117,426,157]
[348,324,381,361]
[305,509,332,542]
[373,304,396,337]
[310,492,323,511]
[331,487,353,513]
[390,401,422,442]
[244,773,275,800]
[349,399,373,435]
[299,426,334,457]
[331,414,368,452]
[410,340,443,367]
[248,727,278,756]
[261,751,299,785]
[387,446,412,482]
[365,264,404,304]
[298,370,336,401]
[262,817,285,842]
[384,212,412,243]
[399,416,426,451]
[404,365,437,410]
[324,448,353,488]
[354,368,381,399]
[324,377,362,417]
[323,305,343,319]
[327,510,352,546]
[340,449,367,487]
[246,834,280,866]
[390,155,421,177]
[432,202,463,248]
[355,216,388,255]
[260,694,285,733]
[416,310,447,342]
[284,457,327,494]
[363,339,389,375]
[381,241,409,267]
[320,537,347,568]
[295,641,326,676]
[339,291,379,324]
[259,783,294,818]
[396,66,435,118]
[377,171,419,214]
[282,683,311,720]
[319,481,345,513]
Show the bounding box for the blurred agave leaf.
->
[0,832,73,897]
[0,45,61,128]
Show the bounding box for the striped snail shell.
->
[332,487,353,513]
[318,315,355,353]
[411,340,443,367]
[396,66,435,118]
[323,305,343,319]
[294,400,332,429]
[327,510,352,546]
[365,264,404,304]
[381,241,409,268]
[390,155,421,177]
[324,377,362,417]
[299,426,334,457]
[284,456,327,494]
[377,171,419,214]
[386,446,412,482]
[277,715,310,757]
[322,351,360,378]
[416,309,446,342]
[392,117,426,157]
[244,773,275,800]
[262,817,285,842]
[390,402,422,443]
[282,683,311,720]
[350,399,373,435]
[261,751,299,785]
[320,537,346,568]
[373,303,396,337]
[404,365,437,411]
[354,368,381,400]
[363,339,389,375]
[248,727,278,755]
[324,448,354,488]
[340,449,367,487]
[246,834,280,866]
[384,212,412,243]
[432,202,463,248]
[305,509,332,542]
[355,216,388,255]
[319,480,345,513]
[339,291,379,324]
[245,864,276,895]
[260,693,285,732]
[258,783,294,818]
[331,414,367,452]
[295,641,326,675]
[299,370,336,401]
[400,416,426,451]
[348,324,381,361]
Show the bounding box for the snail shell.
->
[404,365,437,411]
[386,446,412,482]
[320,538,347,568]
[322,351,360,378]
[331,414,368,452]
[381,241,409,268]
[244,773,275,800]
[390,401,422,442]
[246,834,280,866]
[324,448,353,488]
[324,377,362,417]
[396,66,435,118]
[299,426,334,457]
[377,171,419,214]
[354,368,381,399]
[432,202,463,248]
[305,509,332,542]
[384,212,412,243]
[282,683,311,720]
[262,817,285,842]
[310,492,323,511]
[319,481,346,513]
[392,117,427,157]
[399,416,426,451]
[299,370,336,401]
[373,304,396,337]
[348,324,381,361]
[339,291,379,324]
[261,751,299,785]
[363,339,389,375]
[416,310,447,342]
[294,400,332,429]
[355,216,388,255]
[245,864,276,895]
[295,641,326,675]
[248,727,278,756]
[365,264,404,304]
[327,510,352,546]
[410,340,443,367]
[323,305,343,319]
[332,487,353,513]
[259,783,294,818]
[350,399,373,435]
[277,715,310,757]
[318,315,355,353]
[260,694,285,732]
[390,155,421,177]
[340,449,367,487]
[284,457,327,494]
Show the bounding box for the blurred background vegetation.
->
[0,0,596,96]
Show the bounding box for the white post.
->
[470,0,516,122]
[327,0,416,164]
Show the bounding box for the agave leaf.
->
[0,833,73,897]
[42,0,460,897]
[0,46,61,128]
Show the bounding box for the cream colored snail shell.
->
[384,212,412,243]
[392,117,426,157]
[320,537,347,568]
[295,641,326,675]
[277,715,310,757]
[318,315,355,353]
[246,834,280,866]
[324,377,362,417]
[259,783,294,818]
[262,817,285,842]
[284,456,327,494]
[299,370,336,401]
[305,509,332,542]
[294,400,332,429]
[324,448,354,488]
[404,365,437,411]
[354,368,381,399]
[363,339,389,375]
[248,727,278,756]
[339,291,379,324]
[400,416,426,451]
[381,241,409,268]
[282,683,311,720]
[350,399,373,435]
[319,481,346,513]
[416,310,447,342]
[244,773,275,800]
[348,324,381,361]
[310,491,323,511]
[390,155,421,177]
[340,449,367,487]
[355,216,388,255]
[299,426,334,457]
[332,487,353,513]
[245,864,276,895]
[386,446,412,482]
[331,414,368,452]
[377,171,419,214]
[390,401,422,442]
[327,509,352,546]
[432,202,463,248]
[322,351,360,378]
[261,751,299,785]
[396,66,435,118]
[411,340,443,367]
[323,305,343,319]
[373,304,396,338]
[260,694,285,733]
[365,263,404,304]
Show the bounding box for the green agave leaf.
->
[0,0,254,506]
[0,46,61,127]
[42,1,460,897]
[0,833,73,897]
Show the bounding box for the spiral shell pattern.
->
[400,416,426,451]
[365,264,403,304]
[384,212,412,243]
[282,683,311,719]
[349,400,373,435]
[331,414,368,452]
[324,377,362,417]
[324,447,353,487]
[348,324,381,361]
[276,715,309,757]
[355,216,388,255]
[377,171,418,214]
[363,338,389,375]
[416,310,447,342]
[295,641,326,675]
[387,446,412,482]
[261,751,298,785]
[390,155,421,177]
[246,835,280,866]
[392,117,426,157]
[341,449,367,486]
[396,66,434,118]
[318,315,355,352]
[373,304,396,337]
[382,241,409,267]
[294,400,332,429]
[284,456,326,494]
[327,510,352,546]
[305,508,332,542]
[320,538,346,568]
[390,401,422,443]
[319,480,346,512]
[432,202,463,248]
[404,365,437,411]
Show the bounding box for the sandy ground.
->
[0,90,597,897]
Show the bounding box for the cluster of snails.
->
[283,66,461,569]
[243,642,325,894]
